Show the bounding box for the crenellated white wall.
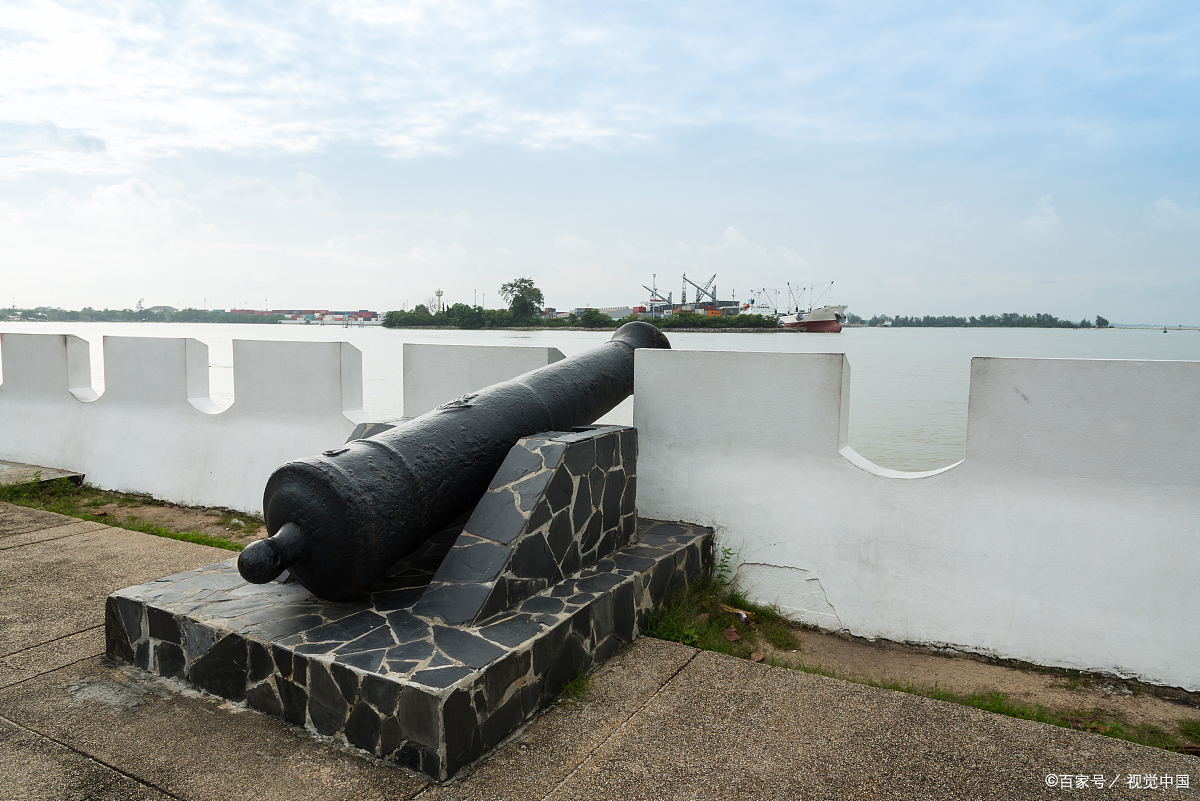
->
[0,335,574,514]
[0,333,369,513]
[633,350,1200,691]
[401,343,564,418]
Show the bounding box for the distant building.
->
[146,305,177,313]
[270,309,382,325]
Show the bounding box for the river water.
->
[2,322,1196,472]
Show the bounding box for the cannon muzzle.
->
[237,321,670,600]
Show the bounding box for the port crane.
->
[642,274,672,317]
[682,273,718,306]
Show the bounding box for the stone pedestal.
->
[106,426,712,780]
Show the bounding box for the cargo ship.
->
[778,304,848,332]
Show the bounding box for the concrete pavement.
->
[1,501,1196,800]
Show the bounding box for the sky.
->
[1,1,1197,324]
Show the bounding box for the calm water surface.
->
[2,322,1196,471]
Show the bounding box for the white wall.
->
[0,333,368,514]
[634,350,1200,691]
[402,343,564,417]
[0,335,575,514]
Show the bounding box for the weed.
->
[0,476,243,552]
[1178,718,1200,744]
[642,544,1191,757]
[558,666,591,702]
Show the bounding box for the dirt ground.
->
[762,626,1200,741]
[87,501,267,546]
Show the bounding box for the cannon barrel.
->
[237,321,671,600]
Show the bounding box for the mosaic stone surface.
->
[107,518,712,780]
[415,425,638,626]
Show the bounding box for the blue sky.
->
[1,1,1197,323]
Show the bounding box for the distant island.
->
[6,305,1112,331]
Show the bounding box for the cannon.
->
[237,321,671,600]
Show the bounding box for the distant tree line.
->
[5,307,283,323]
[865,313,1110,329]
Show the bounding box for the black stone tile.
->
[563,438,595,477]
[543,467,573,513]
[345,702,382,753]
[588,467,605,508]
[337,625,397,654]
[525,498,552,534]
[531,623,569,678]
[474,580,509,623]
[154,641,185,679]
[580,514,603,553]
[546,509,573,562]
[113,595,143,645]
[593,634,620,664]
[488,444,543,488]
[372,587,425,612]
[485,650,531,710]
[271,644,293,678]
[478,614,542,649]
[339,649,385,673]
[464,489,526,545]
[510,533,561,584]
[596,528,616,561]
[104,599,134,664]
[385,609,430,641]
[648,558,674,604]
[601,478,623,531]
[513,470,552,512]
[307,661,349,736]
[542,634,591,702]
[594,434,616,471]
[559,542,581,577]
[414,582,491,626]
[330,661,360,704]
[386,639,434,663]
[427,653,455,668]
[522,596,564,615]
[612,582,635,641]
[295,642,339,655]
[571,478,591,530]
[431,540,512,584]
[482,692,524,750]
[570,607,592,644]
[432,626,506,668]
[247,639,274,683]
[379,716,402,757]
[398,687,444,748]
[246,682,283,717]
[413,665,473,689]
[611,552,656,573]
[621,476,637,515]
[188,633,247,702]
[242,614,325,641]
[302,610,386,643]
[443,688,482,777]
[146,607,179,644]
[293,655,308,686]
[361,674,401,716]
[537,441,566,467]
[620,428,637,467]
[591,593,614,642]
[277,678,307,725]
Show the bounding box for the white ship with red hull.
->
[779,304,847,332]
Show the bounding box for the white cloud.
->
[553,232,595,252]
[1019,194,1061,235]
[1149,197,1200,231]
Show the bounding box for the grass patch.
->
[0,475,243,552]
[643,546,1192,755]
[558,667,591,703]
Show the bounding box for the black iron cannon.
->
[237,321,671,600]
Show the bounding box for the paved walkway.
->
[1,501,1196,800]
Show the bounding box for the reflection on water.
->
[1,323,1196,472]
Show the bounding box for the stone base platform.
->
[106,519,712,780]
